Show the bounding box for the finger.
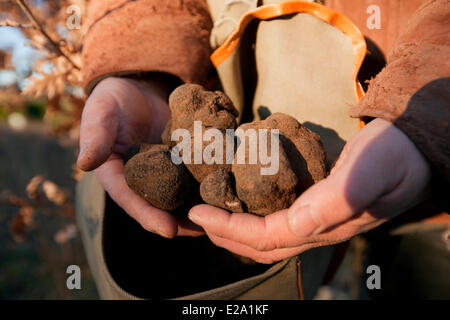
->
[189,205,305,251]
[287,122,404,238]
[175,216,205,237]
[330,141,350,175]
[206,232,318,264]
[95,156,178,238]
[77,87,119,171]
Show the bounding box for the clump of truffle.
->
[232,134,298,215]
[124,144,193,211]
[231,113,327,216]
[124,84,327,218]
[124,143,167,164]
[200,169,244,213]
[162,84,239,182]
[180,125,235,182]
[166,83,239,132]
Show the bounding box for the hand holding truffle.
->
[77,77,204,238]
[188,118,432,264]
[124,84,328,224]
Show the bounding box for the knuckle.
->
[254,238,276,251]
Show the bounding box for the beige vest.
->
[206,0,364,164]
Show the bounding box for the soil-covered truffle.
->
[180,125,235,182]
[232,132,298,215]
[163,84,239,182]
[124,144,193,211]
[124,85,327,218]
[200,169,244,213]
[232,113,327,216]
[166,83,239,133]
[124,143,168,164]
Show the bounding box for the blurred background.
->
[0,0,98,299]
[0,0,371,300]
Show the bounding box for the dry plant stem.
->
[0,18,34,29]
[15,0,81,70]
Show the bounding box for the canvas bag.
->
[209,0,366,163]
[76,172,335,299]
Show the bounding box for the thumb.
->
[77,88,118,171]
[287,138,395,237]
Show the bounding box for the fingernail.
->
[188,210,202,224]
[159,231,174,239]
[188,210,200,223]
[287,205,322,237]
[154,224,175,239]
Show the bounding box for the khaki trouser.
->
[77,172,336,299]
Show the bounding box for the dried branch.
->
[15,0,81,70]
[0,18,35,29]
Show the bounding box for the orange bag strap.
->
[210,1,367,129]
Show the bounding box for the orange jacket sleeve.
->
[82,0,213,94]
[349,0,450,185]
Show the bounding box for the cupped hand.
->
[188,118,432,263]
[77,76,204,238]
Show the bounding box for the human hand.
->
[77,76,204,238]
[188,118,432,263]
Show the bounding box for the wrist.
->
[127,72,181,99]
